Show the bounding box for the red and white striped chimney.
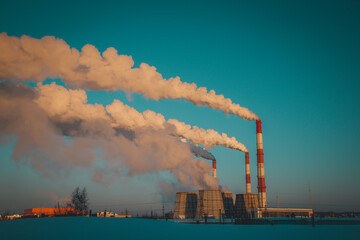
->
[212,160,217,178]
[245,152,251,194]
[256,119,267,208]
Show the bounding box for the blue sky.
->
[0,0,359,213]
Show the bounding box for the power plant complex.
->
[174,120,313,219]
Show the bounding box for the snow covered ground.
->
[1,217,359,240]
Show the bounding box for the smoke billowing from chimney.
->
[106,100,248,152]
[0,33,258,120]
[189,143,217,178]
[0,82,218,190]
[34,82,247,152]
[189,143,216,161]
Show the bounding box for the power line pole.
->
[308,184,313,209]
[162,204,165,219]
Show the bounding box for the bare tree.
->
[71,187,89,214]
[54,202,62,216]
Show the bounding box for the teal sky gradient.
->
[0,0,359,213]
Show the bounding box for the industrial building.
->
[256,208,313,218]
[23,208,83,216]
[173,119,313,220]
[96,211,132,218]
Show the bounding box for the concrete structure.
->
[256,119,267,208]
[170,119,314,220]
[173,192,198,219]
[245,152,251,194]
[222,192,234,218]
[256,208,313,218]
[195,190,224,219]
[235,194,259,218]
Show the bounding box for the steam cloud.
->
[189,143,216,161]
[0,33,258,120]
[0,82,218,189]
[33,82,247,152]
[106,100,248,152]
[0,33,252,193]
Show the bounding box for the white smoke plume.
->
[189,143,216,161]
[35,82,247,152]
[0,82,218,189]
[0,33,259,120]
[106,100,248,152]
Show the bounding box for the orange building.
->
[24,208,86,216]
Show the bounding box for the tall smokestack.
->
[212,160,217,178]
[256,119,267,208]
[245,152,251,194]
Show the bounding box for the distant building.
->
[23,208,85,216]
[96,211,131,217]
[256,208,313,218]
[1,214,22,220]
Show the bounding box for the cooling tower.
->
[173,192,198,219]
[195,190,225,219]
[234,194,259,218]
[222,192,234,218]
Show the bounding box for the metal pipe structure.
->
[245,152,251,194]
[256,119,267,208]
[212,160,217,178]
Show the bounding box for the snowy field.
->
[1,217,359,240]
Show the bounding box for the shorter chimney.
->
[212,160,217,178]
[245,152,251,194]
